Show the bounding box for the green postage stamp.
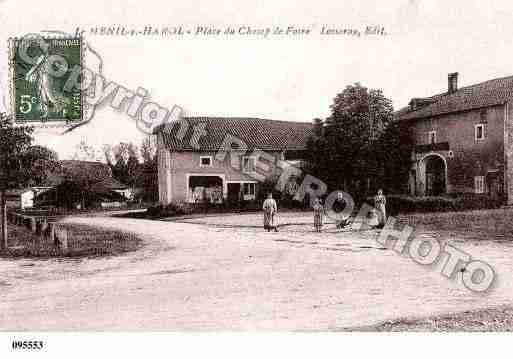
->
[9,36,83,123]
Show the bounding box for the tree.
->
[72,140,102,162]
[0,113,58,251]
[60,161,111,209]
[306,83,395,198]
[105,141,150,201]
[125,143,139,189]
[375,120,413,193]
[140,135,157,163]
[107,142,131,184]
[138,136,158,202]
[20,145,60,186]
[102,144,114,166]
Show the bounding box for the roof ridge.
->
[161,116,314,151]
[182,116,312,125]
[459,74,513,90]
[428,74,513,100]
[398,74,513,121]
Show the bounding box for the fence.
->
[6,211,70,254]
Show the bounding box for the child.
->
[313,198,324,232]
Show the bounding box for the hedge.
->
[365,194,503,216]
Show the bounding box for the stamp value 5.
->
[9,36,83,123]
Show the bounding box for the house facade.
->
[155,117,313,205]
[397,73,513,204]
[5,187,51,209]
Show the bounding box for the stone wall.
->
[410,104,506,198]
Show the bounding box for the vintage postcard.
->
[0,0,512,358]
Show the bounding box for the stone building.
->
[397,73,513,204]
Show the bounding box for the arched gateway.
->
[418,153,447,196]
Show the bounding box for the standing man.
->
[262,193,278,232]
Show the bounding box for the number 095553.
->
[12,340,44,350]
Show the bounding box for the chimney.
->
[448,72,458,94]
[409,98,418,111]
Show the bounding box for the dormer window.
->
[428,131,436,144]
[475,124,485,141]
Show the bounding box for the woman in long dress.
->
[374,189,387,228]
[313,198,324,232]
[262,193,278,232]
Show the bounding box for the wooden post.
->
[49,222,57,246]
[34,220,40,251]
[30,217,36,233]
[0,189,6,252]
[57,226,68,253]
[62,228,68,253]
[40,220,48,239]
[35,220,42,235]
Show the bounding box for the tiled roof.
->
[93,177,129,190]
[43,161,128,189]
[59,160,111,175]
[397,75,513,121]
[159,117,314,152]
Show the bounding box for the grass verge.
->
[1,223,142,258]
[397,208,513,243]
[351,306,513,332]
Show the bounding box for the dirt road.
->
[1,212,512,330]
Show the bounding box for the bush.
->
[144,195,310,219]
[146,201,199,217]
[146,204,165,218]
[147,200,236,218]
[365,194,503,216]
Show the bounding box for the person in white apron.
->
[374,189,387,228]
[262,193,278,232]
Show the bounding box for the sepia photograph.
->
[0,0,512,357]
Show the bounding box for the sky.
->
[1,0,513,159]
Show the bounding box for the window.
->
[243,183,256,196]
[428,131,436,144]
[200,156,212,167]
[242,156,256,173]
[242,182,256,200]
[475,124,485,141]
[474,176,485,194]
